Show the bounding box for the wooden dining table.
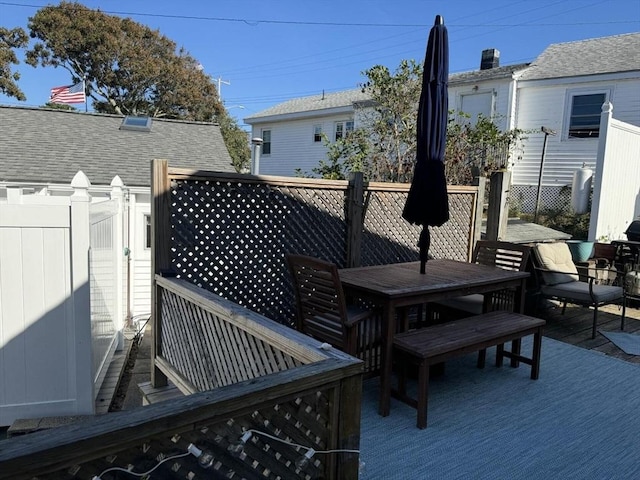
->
[338,259,530,417]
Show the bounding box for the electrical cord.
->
[92,450,192,479]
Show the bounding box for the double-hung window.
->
[313,125,323,142]
[566,91,608,139]
[335,120,354,141]
[262,129,271,154]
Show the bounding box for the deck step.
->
[138,381,184,405]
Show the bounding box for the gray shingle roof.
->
[520,32,640,81]
[0,105,234,187]
[245,88,370,120]
[449,63,530,85]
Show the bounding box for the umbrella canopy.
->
[402,14,450,273]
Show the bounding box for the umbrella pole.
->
[419,227,430,274]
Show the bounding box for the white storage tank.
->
[571,163,593,214]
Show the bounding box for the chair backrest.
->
[473,240,531,272]
[286,254,348,347]
[532,242,580,285]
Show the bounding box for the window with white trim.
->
[566,91,607,139]
[262,129,271,154]
[313,125,323,142]
[334,120,354,141]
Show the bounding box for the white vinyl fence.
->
[589,102,640,241]
[0,172,125,426]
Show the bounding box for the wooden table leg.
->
[379,303,394,417]
[531,327,542,380]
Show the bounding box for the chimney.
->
[480,48,500,70]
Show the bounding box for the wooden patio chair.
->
[286,254,382,377]
[428,240,532,321]
[532,242,626,339]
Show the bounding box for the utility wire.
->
[1,2,637,28]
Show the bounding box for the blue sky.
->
[1,0,639,128]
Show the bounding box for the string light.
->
[227,428,362,473]
[93,432,363,479]
[93,443,213,479]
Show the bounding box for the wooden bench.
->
[392,310,545,429]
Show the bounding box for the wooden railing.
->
[0,276,363,480]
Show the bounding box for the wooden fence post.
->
[346,172,365,268]
[485,171,511,242]
[470,176,486,259]
[151,159,171,388]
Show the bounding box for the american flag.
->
[50,81,86,104]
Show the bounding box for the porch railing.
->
[0,275,363,480]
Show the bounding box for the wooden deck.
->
[538,300,640,364]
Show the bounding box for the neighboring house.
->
[244,89,370,176]
[244,33,640,213]
[0,105,234,321]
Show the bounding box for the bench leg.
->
[417,361,430,429]
[510,338,521,368]
[531,327,542,380]
[477,348,486,369]
[496,343,504,367]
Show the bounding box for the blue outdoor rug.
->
[598,330,640,355]
[359,337,640,479]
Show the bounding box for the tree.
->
[0,26,28,100]
[217,113,251,173]
[25,1,250,171]
[359,60,422,182]
[445,113,527,185]
[26,2,224,121]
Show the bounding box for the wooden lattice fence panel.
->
[162,168,481,326]
[362,186,476,265]
[4,387,342,480]
[171,179,348,324]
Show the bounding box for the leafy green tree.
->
[445,113,527,185]
[26,2,224,121]
[0,26,28,100]
[217,113,250,173]
[359,60,422,182]
[24,1,249,171]
[43,101,76,110]
[310,131,370,180]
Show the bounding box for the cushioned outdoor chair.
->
[532,242,626,339]
[286,253,382,377]
[428,240,532,320]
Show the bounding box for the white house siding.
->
[512,76,640,188]
[253,114,354,177]
[128,192,152,320]
[448,78,514,131]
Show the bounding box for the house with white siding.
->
[0,105,234,322]
[244,33,640,213]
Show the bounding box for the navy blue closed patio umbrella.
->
[402,14,450,274]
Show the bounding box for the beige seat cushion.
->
[534,243,579,285]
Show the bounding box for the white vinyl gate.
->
[0,172,125,426]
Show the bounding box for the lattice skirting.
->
[510,184,592,214]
